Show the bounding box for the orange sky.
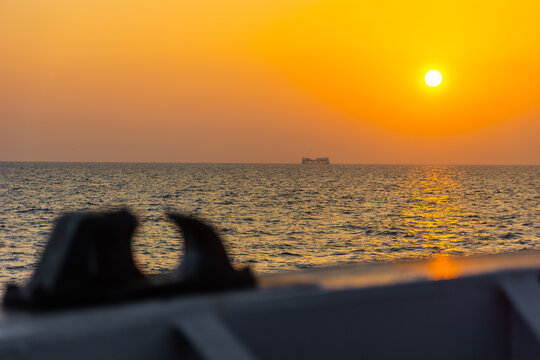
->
[1,0,539,164]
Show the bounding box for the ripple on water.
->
[0,163,538,282]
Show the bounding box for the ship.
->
[302,157,330,164]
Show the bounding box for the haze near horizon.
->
[1,0,539,164]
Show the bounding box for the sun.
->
[425,70,442,87]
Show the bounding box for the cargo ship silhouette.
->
[302,157,330,164]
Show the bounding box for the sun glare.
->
[425,70,443,87]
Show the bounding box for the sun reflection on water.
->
[0,163,537,283]
[398,166,477,256]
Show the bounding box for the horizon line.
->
[0,160,538,166]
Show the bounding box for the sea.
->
[0,162,538,286]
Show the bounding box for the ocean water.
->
[0,162,538,285]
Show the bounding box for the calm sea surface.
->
[0,163,538,285]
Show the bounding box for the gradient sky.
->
[1,0,539,164]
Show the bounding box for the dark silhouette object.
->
[301,157,330,164]
[170,214,252,287]
[3,210,255,311]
